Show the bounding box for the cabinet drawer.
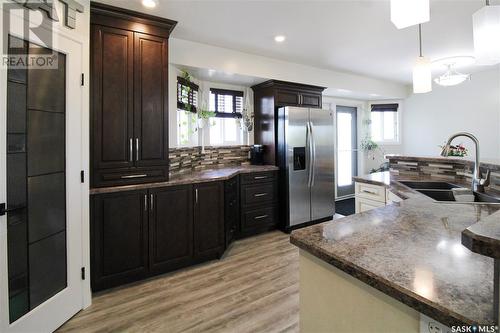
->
[242,183,276,206]
[355,197,386,213]
[300,93,322,108]
[386,189,403,204]
[93,167,168,187]
[276,89,299,106]
[355,182,386,203]
[241,206,277,230]
[241,171,277,184]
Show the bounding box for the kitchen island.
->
[291,171,500,332]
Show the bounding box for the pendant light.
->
[473,0,500,65]
[413,24,432,93]
[391,0,430,29]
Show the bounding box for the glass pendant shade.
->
[391,0,430,29]
[473,5,500,65]
[413,56,432,93]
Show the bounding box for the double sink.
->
[399,181,500,204]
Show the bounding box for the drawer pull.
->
[254,193,268,197]
[121,174,148,179]
[254,176,268,180]
[361,189,377,195]
[254,214,269,220]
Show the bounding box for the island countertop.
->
[291,172,500,327]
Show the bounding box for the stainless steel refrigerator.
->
[278,107,335,229]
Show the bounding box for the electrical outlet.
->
[428,321,442,333]
[420,314,451,333]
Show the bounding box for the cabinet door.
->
[133,33,169,167]
[91,25,134,171]
[224,177,239,247]
[300,92,322,108]
[149,185,193,273]
[194,182,224,259]
[275,89,300,106]
[91,190,148,291]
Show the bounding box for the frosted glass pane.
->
[371,112,382,141]
[338,151,352,186]
[337,113,352,151]
[224,118,237,142]
[384,112,395,140]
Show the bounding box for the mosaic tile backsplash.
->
[387,155,500,193]
[169,145,251,175]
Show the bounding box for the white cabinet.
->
[354,181,404,213]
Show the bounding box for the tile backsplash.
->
[169,145,251,175]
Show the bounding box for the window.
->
[209,89,244,145]
[177,76,198,112]
[370,103,399,143]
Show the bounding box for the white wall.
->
[403,68,500,161]
[170,38,408,100]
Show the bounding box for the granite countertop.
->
[291,171,500,326]
[90,165,279,195]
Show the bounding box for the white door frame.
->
[0,1,91,331]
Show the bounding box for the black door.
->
[91,25,134,171]
[91,190,149,291]
[336,106,358,198]
[149,185,193,273]
[194,182,224,259]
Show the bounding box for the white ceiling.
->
[98,0,497,84]
[175,65,267,87]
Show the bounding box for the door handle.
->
[129,138,133,162]
[150,194,154,211]
[310,122,316,187]
[307,122,313,188]
[144,195,148,211]
[135,138,139,161]
[0,203,16,216]
[195,188,198,204]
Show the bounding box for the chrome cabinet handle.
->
[129,138,133,162]
[135,138,139,161]
[195,188,198,204]
[254,215,268,220]
[254,176,267,180]
[150,194,154,211]
[361,189,377,195]
[254,193,268,197]
[144,195,148,211]
[120,174,147,179]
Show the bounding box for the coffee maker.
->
[250,145,264,165]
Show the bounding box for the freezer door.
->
[310,109,335,221]
[285,107,311,227]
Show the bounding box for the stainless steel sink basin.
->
[399,181,459,190]
[415,189,500,203]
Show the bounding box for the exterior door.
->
[285,107,311,227]
[0,10,84,333]
[310,109,335,220]
[336,106,358,198]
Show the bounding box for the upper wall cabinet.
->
[90,3,177,188]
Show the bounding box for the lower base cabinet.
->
[91,183,224,292]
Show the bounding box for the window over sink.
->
[209,88,244,146]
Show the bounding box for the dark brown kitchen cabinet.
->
[90,3,176,188]
[149,185,193,274]
[252,80,325,165]
[91,189,149,291]
[224,177,239,248]
[194,182,225,260]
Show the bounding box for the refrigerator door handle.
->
[307,121,314,188]
[310,121,316,187]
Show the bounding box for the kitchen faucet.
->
[440,132,490,193]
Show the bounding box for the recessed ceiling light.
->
[274,35,286,43]
[142,0,157,8]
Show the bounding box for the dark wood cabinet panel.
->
[91,25,134,171]
[194,182,224,259]
[134,33,169,167]
[300,92,322,108]
[276,89,299,106]
[241,182,277,207]
[224,177,239,248]
[91,190,148,291]
[149,185,193,273]
[241,206,277,233]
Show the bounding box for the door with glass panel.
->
[336,106,358,198]
[1,29,84,333]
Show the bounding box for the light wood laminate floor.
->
[59,231,299,333]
